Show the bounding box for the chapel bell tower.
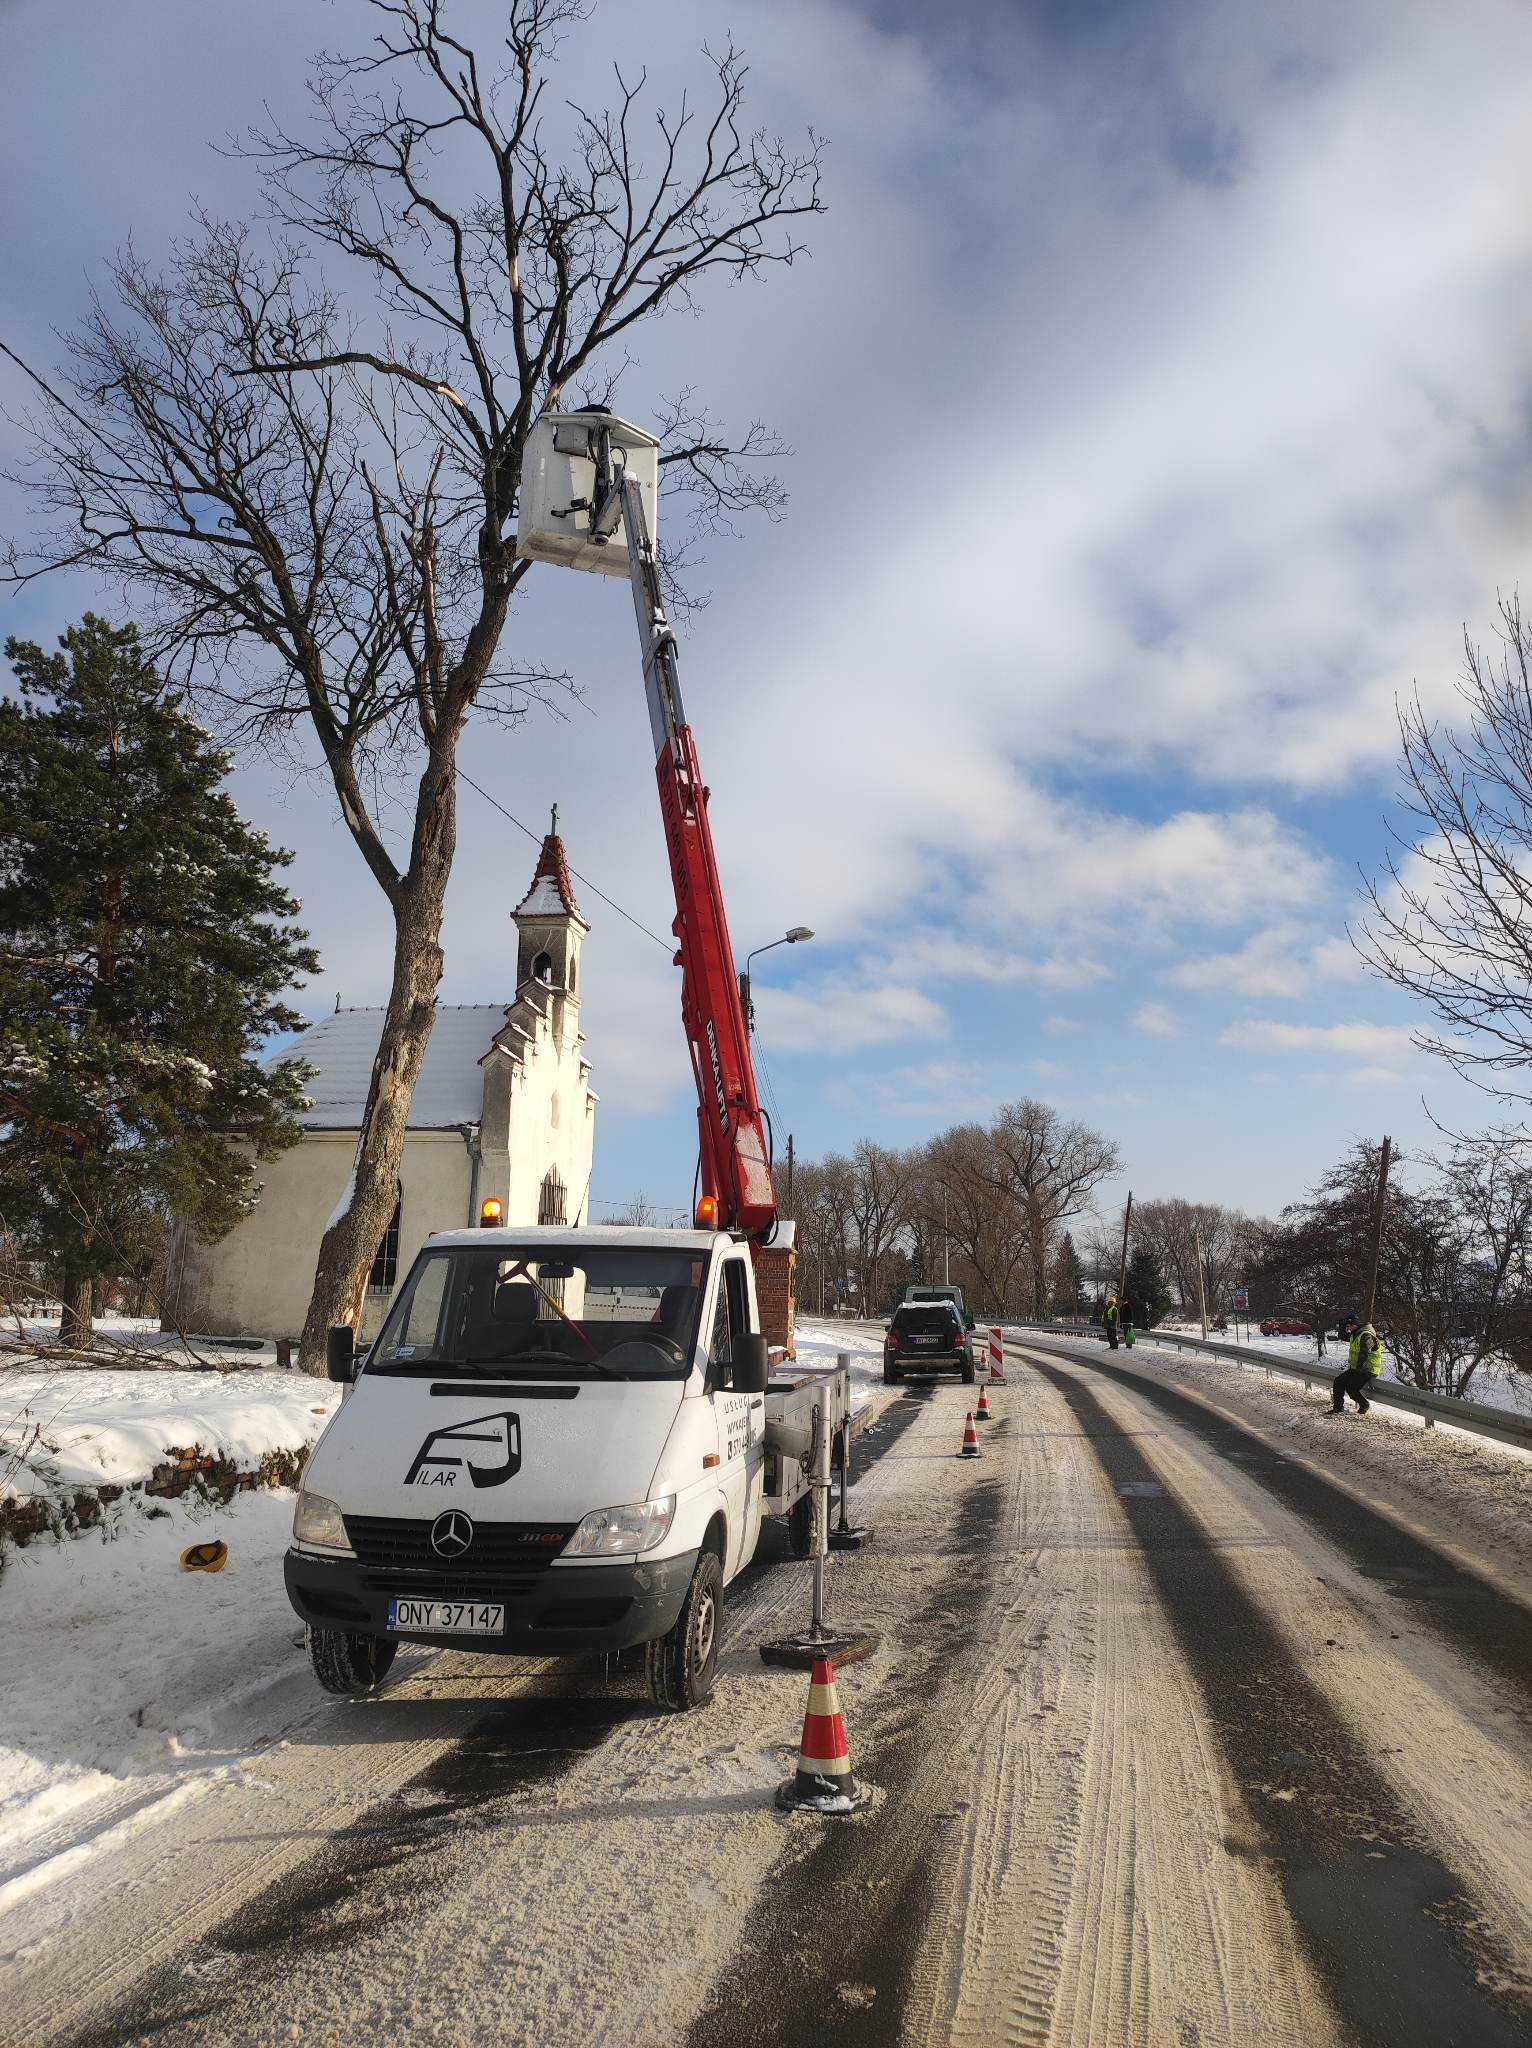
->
[511,807,590,1044]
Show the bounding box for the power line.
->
[457,766,672,952]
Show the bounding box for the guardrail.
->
[1004,1320,1532,1454]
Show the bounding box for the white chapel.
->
[168,821,598,1342]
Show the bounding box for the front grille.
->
[369,1573,541,1602]
[344,1515,573,1577]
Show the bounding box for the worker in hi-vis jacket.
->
[1331,1321,1383,1414]
[1103,1295,1120,1350]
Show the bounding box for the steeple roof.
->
[512,807,587,925]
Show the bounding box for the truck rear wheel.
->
[787,1492,815,1560]
[309,1626,397,1697]
[647,1551,722,1712]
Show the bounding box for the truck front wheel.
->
[787,1492,815,1560]
[647,1551,723,1711]
[309,1626,397,1697]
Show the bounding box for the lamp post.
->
[740,926,814,1033]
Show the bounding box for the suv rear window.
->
[892,1305,960,1337]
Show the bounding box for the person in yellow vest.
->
[1103,1294,1120,1350]
[1330,1321,1383,1414]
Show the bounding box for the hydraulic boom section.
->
[618,474,778,1236]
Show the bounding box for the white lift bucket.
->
[516,408,660,576]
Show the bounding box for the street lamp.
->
[740,926,814,1033]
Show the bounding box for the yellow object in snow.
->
[180,1540,229,1573]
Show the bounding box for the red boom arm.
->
[621,474,778,1236]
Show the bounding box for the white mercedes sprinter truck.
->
[285,1225,851,1711]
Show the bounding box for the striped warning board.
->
[987,1327,1007,1383]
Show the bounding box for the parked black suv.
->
[884,1302,975,1385]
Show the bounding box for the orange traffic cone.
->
[959,1411,981,1457]
[776,1654,871,1814]
[975,1384,992,1422]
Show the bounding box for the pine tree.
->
[1124,1244,1173,1330]
[0,617,319,1342]
[1050,1230,1085,1315]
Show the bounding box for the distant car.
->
[885,1301,975,1385]
[903,1283,977,1331]
[1260,1316,1312,1337]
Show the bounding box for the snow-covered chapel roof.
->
[272,1005,503,1130]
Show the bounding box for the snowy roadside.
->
[1,1366,339,1562]
[1013,1326,1532,1587]
[1152,1319,1532,1419]
[0,1488,332,1916]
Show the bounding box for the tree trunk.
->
[297,760,456,1374]
[60,1271,93,1346]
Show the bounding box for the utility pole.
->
[943,1184,950,1286]
[1192,1218,1209,1339]
[1117,1191,1133,1302]
[785,1133,794,1207]
[1365,1136,1392,1328]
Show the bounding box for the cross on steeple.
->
[550,802,559,836]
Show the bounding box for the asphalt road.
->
[7,1336,1532,2047]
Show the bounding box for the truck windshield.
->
[365,1244,707,1379]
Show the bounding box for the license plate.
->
[387,1596,505,1635]
[913,1335,939,1346]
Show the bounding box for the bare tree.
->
[843,1141,920,1318]
[2,1,824,1367]
[1358,592,1532,1098]
[983,1099,1120,1314]
[1131,1197,1264,1316]
[914,1125,1028,1315]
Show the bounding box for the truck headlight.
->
[293,1488,353,1553]
[564,1495,676,1558]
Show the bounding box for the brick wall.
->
[750,1241,797,1359]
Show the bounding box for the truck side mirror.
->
[733,1333,770,1395]
[326,1324,356,1383]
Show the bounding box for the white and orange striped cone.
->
[959,1411,981,1457]
[975,1383,992,1422]
[987,1327,1007,1383]
[776,1654,871,1814]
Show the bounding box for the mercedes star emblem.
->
[430,1509,474,1559]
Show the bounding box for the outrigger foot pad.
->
[759,1625,881,1670]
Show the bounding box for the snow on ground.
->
[1,1369,339,1502]
[791,1318,888,1412]
[5,1312,278,1370]
[0,1487,324,1911]
[1021,1326,1532,1586]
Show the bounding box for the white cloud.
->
[1133,1001,1181,1038]
[754,979,947,1054]
[1220,1019,1416,1060]
[1166,924,1365,999]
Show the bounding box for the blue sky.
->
[4,0,1531,1225]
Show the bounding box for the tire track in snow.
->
[1022,1348,1532,2048]
[916,1354,1331,2048]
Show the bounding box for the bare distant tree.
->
[1130,1197,1264,1316]
[2,1,824,1368]
[914,1124,1028,1314]
[843,1141,920,1317]
[983,1099,1120,1314]
[1358,592,1532,1099]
